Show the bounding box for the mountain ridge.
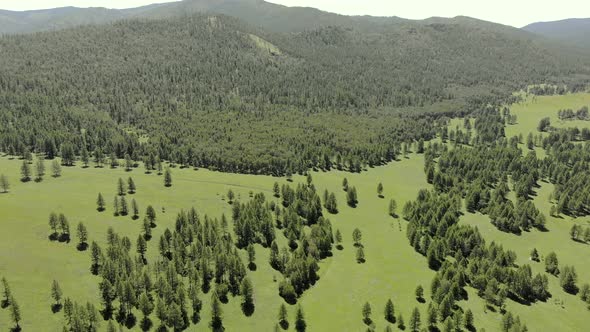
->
[523,18,590,49]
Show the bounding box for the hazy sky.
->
[1,0,588,27]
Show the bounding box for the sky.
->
[0,0,588,27]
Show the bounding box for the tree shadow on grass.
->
[279,320,289,330]
[51,303,62,313]
[1,299,9,309]
[10,326,21,332]
[140,317,153,332]
[77,242,88,251]
[242,302,255,317]
[248,263,257,271]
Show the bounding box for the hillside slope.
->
[0,13,589,175]
[0,0,406,34]
[523,18,590,49]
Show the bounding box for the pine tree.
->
[76,222,88,249]
[415,285,424,301]
[49,212,59,236]
[545,251,559,275]
[117,178,126,196]
[273,182,280,197]
[295,305,306,332]
[97,193,105,212]
[464,309,474,330]
[384,299,395,323]
[240,277,254,315]
[335,229,343,249]
[427,303,438,328]
[397,313,405,330]
[137,235,147,262]
[377,182,384,197]
[356,246,365,263]
[120,196,128,216]
[142,218,152,240]
[127,177,136,194]
[2,277,11,306]
[81,147,89,167]
[21,160,31,182]
[52,159,61,177]
[227,189,235,204]
[278,303,289,329]
[51,280,63,307]
[10,296,21,329]
[211,292,223,330]
[146,205,157,227]
[138,291,153,321]
[164,168,172,187]
[409,307,421,332]
[352,228,362,246]
[342,178,348,191]
[247,244,256,270]
[131,199,139,220]
[35,159,45,181]
[347,186,358,207]
[113,197,120,216]
[389,199,397,217]
[125,154,133,171]
[362,302,372,325]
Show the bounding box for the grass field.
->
[506,92,590,139]
[2,93,590,332]
[0,153,437,331]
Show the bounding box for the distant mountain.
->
[0,0,408,34]
[523,18,590,49]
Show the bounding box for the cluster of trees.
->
[405,189,549,330]
[48,212,71,242]
[557,106,589,121]
[527,84,568,96]
[569,224,590,243]
[540,130,590,217]
[83,204,255,331]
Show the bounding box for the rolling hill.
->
[523,18,590,49]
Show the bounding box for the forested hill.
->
[0,13,589,175]
[0,0,404,35]
[523,18,590,49]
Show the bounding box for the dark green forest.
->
[1,13,589,174]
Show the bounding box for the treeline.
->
[557,106,589,121]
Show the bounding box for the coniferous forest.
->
[1,1,590,332]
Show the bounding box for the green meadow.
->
[0,153,436,331]
[1,93,590,332]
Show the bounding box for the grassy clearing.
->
[506,92,590,138]
[0,153,434,331]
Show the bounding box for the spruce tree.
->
[295,305,306,332]
[52,159,61,177]
[21,160,31,182]
[278,303,289,329]
[51,280,63,308]
[362,302,372,325]
[164,168,172,187]
[127,177,136,194]
[384,299,395,323]
[409,307,421,332]
[97,193,105,212]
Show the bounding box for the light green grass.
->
[0,154,435,331]
[506,92,590,139]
